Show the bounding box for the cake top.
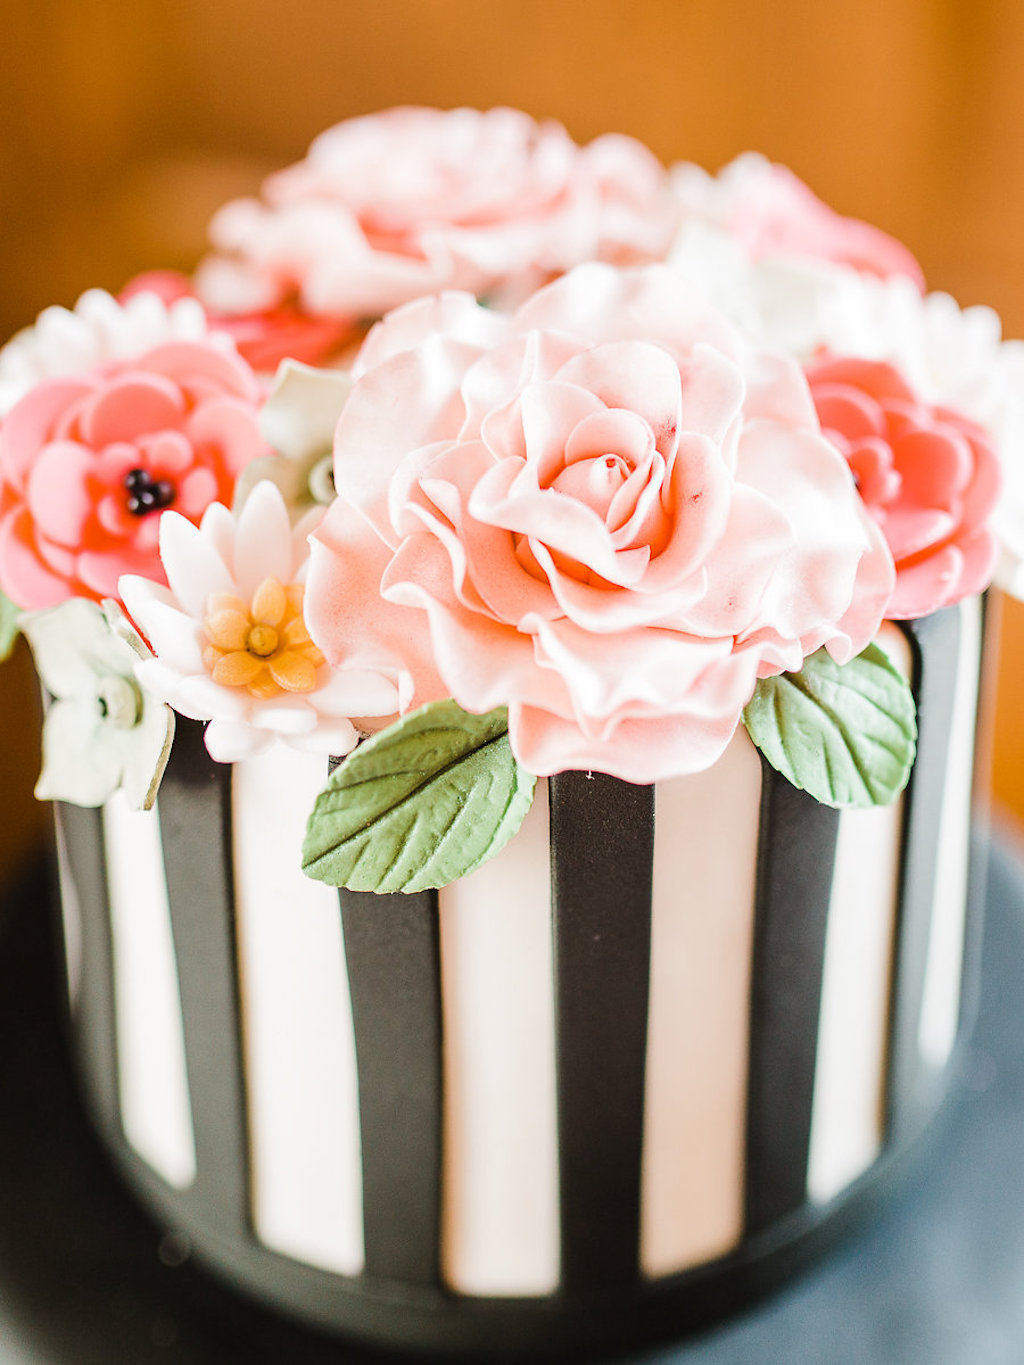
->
[1,106,1017,894]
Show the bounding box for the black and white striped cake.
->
[52,597,986,1356]
[7,114,1016,1360]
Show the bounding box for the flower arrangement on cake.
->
[0,106,1012,894]
[2,104,1018,1355]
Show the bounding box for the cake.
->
[0,107,1016,1357]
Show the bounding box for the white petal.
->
[198,501,239,574]
[260,359,352,460]
[159,511,235,617]
[20,600,111,699]
[312,667,399,717]
[232,454,308,519]
[247,698,318,734]
[120,702,175,811]
[127,600,205,673]
[36,698,123,807]
[205,717,270,763]
[133,659,208,720]
[102,600,153,664]
[286,718,359,756]
[176,672,250,719]
[233,481,295,599]
[119,575,178,618]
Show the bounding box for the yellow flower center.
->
[201,577,324,699]
[246,624,279,657]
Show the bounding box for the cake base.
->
[0,833,1021,1363]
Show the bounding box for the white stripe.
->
[919,596,983,1070]
[640,731,761,1278]
[53,809,83,1011]
[805,623,910,1204]
[103,792,196,1188]
[806,799,903,1203]
[232,746,364,1276]
[439,781,560,1297]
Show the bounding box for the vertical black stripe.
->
[549,772,653,1295]
[157,718,249,1224]
[340,888,443,1285]
[886,605,963,1141]
[744,764,839,1233]
[55,802,120,1142]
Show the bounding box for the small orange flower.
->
[202,577,324,699]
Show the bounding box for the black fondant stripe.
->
[55,802,120,1141]
[157,718,249,1224]
[744,765,839,1234]
[886,605,964,1139]
[549,772,653,1295]
[340,888,443,1285]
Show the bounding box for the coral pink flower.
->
[305,264,893,784]
[673,153,925,287]
[808,357,1001,618]
[195,107,680,325]
[121,271,357,372]
[0,297,269,610]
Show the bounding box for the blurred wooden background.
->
[2,0,1024,877]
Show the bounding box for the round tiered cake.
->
[0,108,1017,1356]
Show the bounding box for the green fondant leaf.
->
[302,699,536,893]
[742,643,917,808]
[0,591,20,661]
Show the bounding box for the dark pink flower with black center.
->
[0,309,269,610]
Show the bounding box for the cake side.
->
[49,591,983,1353]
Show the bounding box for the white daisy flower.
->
[120,480,399,762]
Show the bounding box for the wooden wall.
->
[3,0,1024,874]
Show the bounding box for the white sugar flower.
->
[21,598,174,809]
[0,287,235,416]
[667,219,879,357]
[669,219,1024,600]
[233,359,351,519]
[120,480,399,762]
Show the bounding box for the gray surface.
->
[0,839,1023,1363]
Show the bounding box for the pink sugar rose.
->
[807,357,1001,618]
[305,264,894,784]
[0,340,269,610]
[195,106,680,325]
[673,153,925,287]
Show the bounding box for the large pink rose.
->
[195,107,680,323]
[0,341,269,609]
[305,265,893,783]
[673,153,925,286]
[807,357,1000,618]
